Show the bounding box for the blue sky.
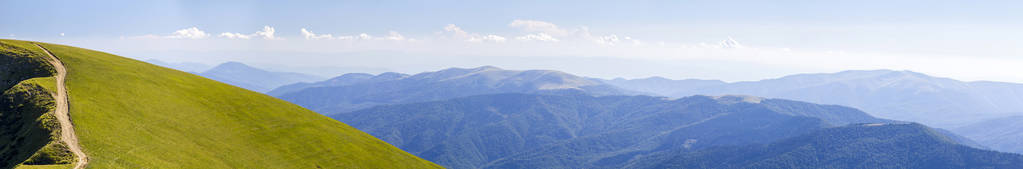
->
[3,0,1023,82]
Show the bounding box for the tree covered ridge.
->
[630,123,1023,169]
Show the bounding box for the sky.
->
[3,0,1023,82]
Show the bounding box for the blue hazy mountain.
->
[267,72,410,96]
[626,123,1023,169]
[199,62,325,93]
[332,93,925,169]
[609,70,1023,128]
[954,116,1023,155]
[606,70,1023,155]
[273,66,631,115]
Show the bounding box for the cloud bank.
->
[167,27,209,39]
[443,24,506,43]
[220,26,278,40]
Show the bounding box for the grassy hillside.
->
[0,39,441,169]
[1,40,76,169]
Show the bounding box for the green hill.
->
[0,40,73,169]
[0,39,442,169]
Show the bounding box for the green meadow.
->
[0,39,442,169]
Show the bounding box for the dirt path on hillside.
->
[35,44,89,169]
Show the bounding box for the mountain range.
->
[605,70,1023,155]
[608,70,1023,128]
[198,62,324,93]
[333,93,1009,168]
[271,66,629,115]
[626,123,1023,169]
[954,116,1023,155]
[269,66,1023,156]
[145,60,332,93]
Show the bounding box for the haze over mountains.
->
[954,116,1023,155]
[270,66,1023,129]
[604,70,1023,155]
[607,70,1023,128]
[271,66,629,115]
[198,62,324,93]
[145,60,326,93]
[600,77,725,96]
[264,66,1023,156]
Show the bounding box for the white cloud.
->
[509,20,569,36]
[94,21,1023,84]
[719,37,744,49]
[443,24,507,43]
[256,26,277,40]
[60,33,65,37]
[444,24,470,37]
[474,35,507,43]
[626,36,643,46]
[515,33,559,42]
[128,27,208,39]
[301,28,335,40]
[358,33,373,40]
[593,35,621,45]
[299,28,367,40]
[509,22,641,45]
[218,32,252,39]
[301,31,409,41]
[218,26,278,40]
[167,27,209,39]
[578,27,637,46]
[385,31,405,41]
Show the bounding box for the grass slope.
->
[1,39,441,169]
[1,40,75,169]
[13,164,72,169]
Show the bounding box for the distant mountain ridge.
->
[605,70,1023,155]
[267,72,409,96]
[627,123,1023,169]
[608,70,1023,127]
[954,116,1023,155]
[334,93,921,168]
[199,62,324,93]
[272,66,631,115]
